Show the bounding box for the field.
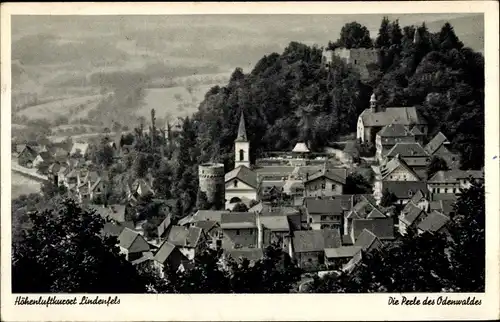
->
[11,171,41,199]
[136,84,220,122]
[17,94,105,121]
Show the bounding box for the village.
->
[11,54,484,288]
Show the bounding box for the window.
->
[236,229,240,236]
[354,59,357,65]
[239,149,244,161]
[234,180,238,188]
[330,184,335,190]
[444,188,448,193]
[321,215,327,221]
[321,183,326,190]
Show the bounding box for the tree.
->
[232,202,249,212]
[133,153,148,178]
[426,155,449,179]
[438,22,464,51]
[337,22,373,49]
[94,142,115,168]
[375,16,391,48]
[380,188,397,207]
[12,199,147,293]
[447,181,485,291]
[196,190,211,210]
[344,173,372,194]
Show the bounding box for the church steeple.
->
[234,112,250,168]
[235,112,248,142]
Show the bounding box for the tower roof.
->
[235,112,248,142]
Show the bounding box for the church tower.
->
[234,112,250,169]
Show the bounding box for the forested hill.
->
[178,18,484,172]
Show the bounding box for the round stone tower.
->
[198,163,225,209]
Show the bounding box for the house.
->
[417,211,450,235]
[193,220,222,249]
[398,201,428,235]
[377,181,429,205]
[17,145,39,168]
[304,196,354,231]
[259,215,292,251]
[89,174,110,202]
[131,178,154,198]
[70,142,89,158]
[344,194,388,237]
[178,210,226,227]
[258,181,285,202]
[220,212,259,250]
[427,170,484,197]
[385,142,429,171]
[152,240,188,278]
[376,155,422,182]
[356,93,427,143]
[118,227,150,261]
[291,229,341,271]
[157,213,173,241]
[375,124,416,161]
[346,217,394,251]
[341,229,384,273]
[32,151,54,172]
[424,132,460,169]
[303,167,347,197]
[429,199,456,217]
[166,225,205,260]
[410,126,425,144]
[222,248,264,267]
[224,166,258,206]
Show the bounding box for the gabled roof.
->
[424,132,449,155]
[382,181,429,199]
[429,170,484,183]
[193,220,219,233]
[380,155,421,180]
[37,151,53,161]
[235,112,248,142]
[225,248,264,262]
[304,197,352,216]
[260,216,290,231]
[292,142,310,153]
[167,226,203,248]
[132,178,154,196]
[157,213,172,238]
[352,218,394,240]
[292,229,341,253]
[377,124,413,137]
[220,212,257,229]
[366,208,386,219]
[225,166,258,189]
[400,202,426,226]
[429,200,455,216]
[354,229,381,250]
[324,246,362,258]
[118,227,150,252]
[153,241,177,264]
[304,168,347,185]
[410,126,423,135]
[417,211,450,233]
[408,189,427,204]
[192,210,226,223]
[360,106,427,127]
[386,143,428,158]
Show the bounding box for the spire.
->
[235,112,248,142]
[413,26,421,44]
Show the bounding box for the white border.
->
[1,2,499,321]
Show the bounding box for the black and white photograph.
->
[2,2,499,320]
